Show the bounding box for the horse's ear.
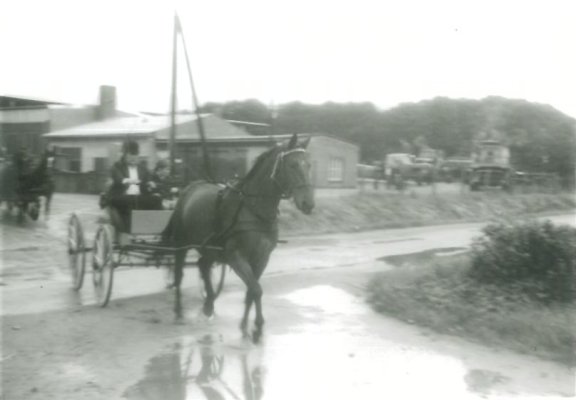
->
[288,133,298,149]
[300,135,311,149]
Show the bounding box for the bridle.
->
[229,147,312,201]
[270,148,312,199]
[213,147,312,234]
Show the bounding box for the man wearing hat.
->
[106,140,157,235]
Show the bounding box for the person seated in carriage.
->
[149,159,179,210]
[104,140,160,235]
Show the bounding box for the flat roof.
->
[44,114,205,138]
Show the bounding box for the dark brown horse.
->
[163,133,314,341]
[0,149,55,221]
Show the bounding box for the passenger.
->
[149,159,179,209]
[106,140,159,235]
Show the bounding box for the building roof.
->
[226,119,270,127]
[44,115,169,138]
[44,113,252,139]
[0,95,68,109]
[154,114,253,141]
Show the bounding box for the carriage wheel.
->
[92,224,115,307]
[200,263,227,300]
[67,213,86,290]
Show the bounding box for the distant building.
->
[0,85,129,157]
[44,113,358,193]
[5,88,359,194]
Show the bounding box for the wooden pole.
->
[176,14,214,182]
[169,13,178,176]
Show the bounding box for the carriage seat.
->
[100,208,173,243]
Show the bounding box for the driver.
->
[106,140,159,235]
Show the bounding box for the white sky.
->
[1,0,575,118]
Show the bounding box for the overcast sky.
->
[1,0,575,118]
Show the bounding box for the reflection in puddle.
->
[124,334,264,400]
[379,247,468,267]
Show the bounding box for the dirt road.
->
[1,194,574,400]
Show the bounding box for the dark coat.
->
[108,160,152,198]
[150,173,179,200]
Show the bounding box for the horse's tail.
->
[162,200,181,244]
[161,214,174,243]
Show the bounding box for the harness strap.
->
[199,187,245,252]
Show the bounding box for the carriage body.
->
[67,209,226,307]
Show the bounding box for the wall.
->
[0,108,50,154]
[53,170,108,194]
[308,136,358,188]
[174,143,269,183]
[46,135,155,173]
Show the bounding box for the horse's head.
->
[272,133,315,215]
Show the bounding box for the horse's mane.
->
[239,145,283,185]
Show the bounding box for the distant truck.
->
[438,157,473,183]
[468,140,515,191]
[384,153,413,189]
[384,153,435,188]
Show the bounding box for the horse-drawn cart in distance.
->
[0,149,55,222]
[67,209,226,307]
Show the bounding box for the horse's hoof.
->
[252,329,263,344]
[202,304,214,318]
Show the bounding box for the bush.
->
[469,220,576,303]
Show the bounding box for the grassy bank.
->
[366,253,576,365]
[279,191,576,236]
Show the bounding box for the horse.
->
[30,149,56,219]
[163,133,315,342]
[0,149,55,221]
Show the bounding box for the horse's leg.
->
[174,250,187,320]
[44,191,52,220]
[240,290,254,337]
[198,255,216,317]
[226,247,262,340]
[251,250,273,343]
[17,201,26,223]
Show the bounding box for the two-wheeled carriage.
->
[67,209,226,307]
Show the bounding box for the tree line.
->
[201,97,575,185]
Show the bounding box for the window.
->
[328,157,344,182]
[55,147,82,172]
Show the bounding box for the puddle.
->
[282,285,367,315]
[122,295,567,400]
[372,237,421,244]
[379,247,468,267]
[0,246,42,252]
[465,369,509,394]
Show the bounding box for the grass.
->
[366,254,576,365]
[278,190,576,236]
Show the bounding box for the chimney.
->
[98,85,116,120]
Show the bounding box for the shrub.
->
[469,220,576,303]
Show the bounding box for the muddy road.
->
[1,194,574,400]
